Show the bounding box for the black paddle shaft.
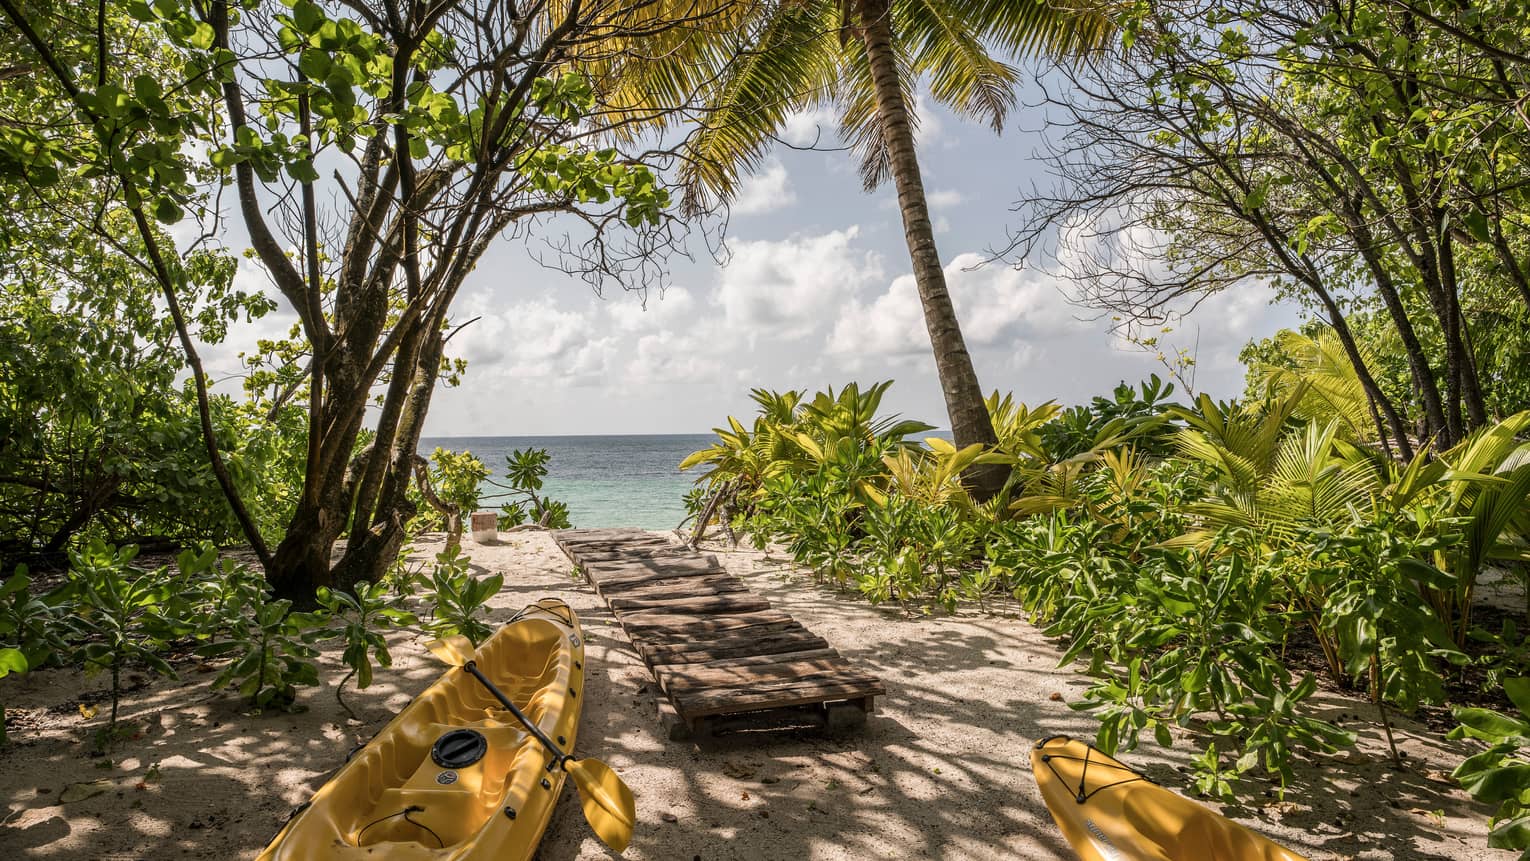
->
[461,660,570,770]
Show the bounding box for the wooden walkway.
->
[552,528,884,738]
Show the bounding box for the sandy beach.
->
[0,531,1512,860]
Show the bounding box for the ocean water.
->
[417,434,714,530]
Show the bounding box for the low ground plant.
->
[312,582,418,718]
[193,561,321,713]
[422,546,502,645]
[1451,679,1530,854]
[67,541,184,741]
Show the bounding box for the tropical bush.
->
[311,582,418,718]
[1451,679,1530,855]
[684,378,1530,804]
[491,448,572,529]
[421,546,503,646]
[409,447,491,541]
[67,541,184,737]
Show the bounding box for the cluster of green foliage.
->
[418,546,503,646]
[686,376,1530,809]
[0,538,501,744]
[408,446,575,537]
[492,448,572,530]
[407,447,490,541]
[1452,679,1530,854]
[0,230,300,565]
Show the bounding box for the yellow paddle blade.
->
[424,635,476,667]
[566,757,636,853]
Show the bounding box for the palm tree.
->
[603,0,1112,499]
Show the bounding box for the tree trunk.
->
[854,0,1006,501]
[1346,214,1453,448]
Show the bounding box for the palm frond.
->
[669,5,840,213]
[897,0,1020,130]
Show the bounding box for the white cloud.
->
[926,189,964,210]
[913,95,945,150]
[781,108,839,147]
[828,252,1084,358]
[452,294,589,377]
[732,159,796,216]
[714,227,884,340]
[605,286,697,332]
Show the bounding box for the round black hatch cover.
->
[431,729,488,769]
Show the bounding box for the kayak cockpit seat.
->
[352,723,530,849]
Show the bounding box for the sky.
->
[199,72,1303,437]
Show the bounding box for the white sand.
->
[0,531,1511,859]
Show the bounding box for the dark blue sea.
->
[417,434,714,530]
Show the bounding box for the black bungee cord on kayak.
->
[1036,735,1147,803]
[355,805,445,848]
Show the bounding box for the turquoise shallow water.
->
[418,434,713,530]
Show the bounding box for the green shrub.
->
[191,560,320,713]
[0,566,72,670]
[0,647,25,745]
[422,546,502,645]
[67,541,184,740]
[1451,679,1530,854]
[312,582,418,718]
[492,447,572,529]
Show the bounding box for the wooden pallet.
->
[552,528,884,738]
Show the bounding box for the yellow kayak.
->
[258,599,586,861]
[1031,736,1308,861]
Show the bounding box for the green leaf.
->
[189,22,216,51]
[153,197,184,225]
[298,49,332,79]
[0,648,27,677]
[286,159,320,184]
[292,0,324,34]
[1456,706,1530,742]
[1506,679,1530,720]
[1462,210,1492,243]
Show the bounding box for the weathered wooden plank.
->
[637,631,829,665]
[558,533,671,550]
[583,554,724,581]
[606,592,772,615]
[553,528,653,547]
[657,655,861,696]
[571,546,692,564]
[650,648,841,672]
[616,609,795,635]
[585,559,725,583]
[625,618,809,644]
[567,543,676,561]
[589,569,731,595]
[673,675,887,719]
[596,575,748,600]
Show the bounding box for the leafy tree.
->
[1010,0,1530,454]
[409,447,489,545]
[0,0,708,602]
[611,0,1113,500]
[0,224,283,562]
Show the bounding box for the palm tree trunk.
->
[854,0,1006,501]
